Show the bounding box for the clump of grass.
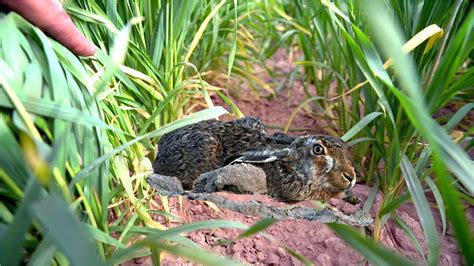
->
[1,0,472,265]
[0,5,246,265]
[258,0,473,264]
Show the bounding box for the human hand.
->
[0,0,95,56]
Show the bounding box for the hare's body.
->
[153,117,356,202]
[154,118,275,189]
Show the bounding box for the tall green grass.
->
[0,1,252,264]
[260,0,473,264]
[1,0,472,265]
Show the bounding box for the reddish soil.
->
[130,49,472,265]
[133,185,470,266]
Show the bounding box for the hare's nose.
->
[343,173,354,182]
[343,168,357,188]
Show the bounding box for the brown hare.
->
[152,117,356,202]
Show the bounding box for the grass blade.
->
[341,112,382,142]
[238,218,277,239]
[329,223,415,266]
[401,156,439,265]
[31,193,105,266]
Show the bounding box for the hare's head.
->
[224,134,356,201]
[291,135,356,193]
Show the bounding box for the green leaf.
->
[425,176,446,237]
[110,220,249,264]
[393,215,426,263]
[329,223,415,266]
[227,0,238,77]
[0,118,30,186]
[341,112,382,142]
[401,156,439,265]
[444,103,474,131]
[30,193,105,266]
[144,242,242,266]
[84,223,127,249]
[238,218,277,239]
[0,91,124,133]
[0,179,41,266]
[70,107,227,186]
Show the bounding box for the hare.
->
[153,117,356,202]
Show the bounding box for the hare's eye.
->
[313,144,325,155]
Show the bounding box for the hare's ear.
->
[225,147,290,165]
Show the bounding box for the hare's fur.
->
[153,117,356,202]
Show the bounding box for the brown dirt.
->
[132,185,470,266]
[129,49,471,265]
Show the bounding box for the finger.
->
[1,0,96,56]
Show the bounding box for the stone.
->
[146,174,184,195]
[316,254,332,266]
[267,253,280,264]
[275,247,286,258]
[193,164,267,194]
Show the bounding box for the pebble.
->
[316,254,332,266]
[190,234,206,246]
[328,198,339,206]
[440,254,453,266]
[268,254,280,264]
[257,252,267,262]
[254,239,265,251]
[275,247,286,258]
[245,253,257,263]
[193,204,203,214]
[134,257,145,264]
[232,243,244,253]
[341,202,359,214]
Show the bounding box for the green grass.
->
[0,0,473,265]
[256,0,473,264]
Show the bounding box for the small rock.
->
[316,254,332,266]
[328,198,339,206]
[245,253,257,263]
[232,243,244,253]
[193,164,267,194]
[440,254,453,266]
[193,204,203,214]
[190,234,206,246]
[134,257,145,264]
[341,202,359,214]
[257,252,267,262]
[241,238,253,250]
[275,247,286,258]
[323,237,339,249]
[254,239,265,251]
[233,252,241,259]
[268,253,280,264]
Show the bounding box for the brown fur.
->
[153,117,356,202]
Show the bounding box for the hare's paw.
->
[343,189,360,205]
